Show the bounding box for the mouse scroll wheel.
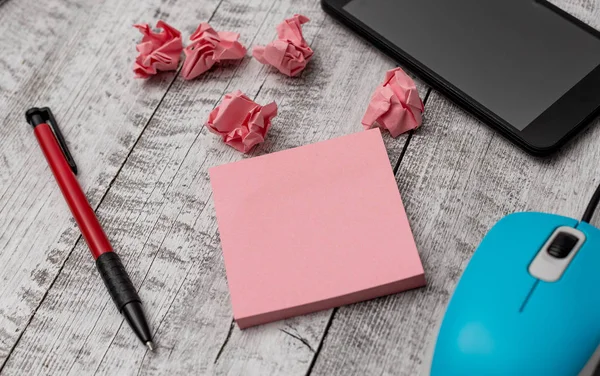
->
[547,232,579,259]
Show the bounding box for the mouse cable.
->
[581,181,600,223]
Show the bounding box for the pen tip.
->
[146,341,155,351]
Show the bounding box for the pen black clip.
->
[26,107,78,175]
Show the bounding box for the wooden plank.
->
[0,0,429,374]
[0,0,225,370]
[309,1,600,375]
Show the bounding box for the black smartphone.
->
[322,0,600,155]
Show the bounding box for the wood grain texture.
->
[4,0,595,374]
[0,0,427,375]
[310,1,600,375]
[0,0,226,369]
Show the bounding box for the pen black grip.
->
[96,252,141,311]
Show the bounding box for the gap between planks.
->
[298,86,433,376]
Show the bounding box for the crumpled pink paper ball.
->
[182,23,247,80]
[361,67,424,138]
[133,20,183,78]
[252,14,313,77]
[206,90,278,153]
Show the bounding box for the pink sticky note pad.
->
[209,129,425,328]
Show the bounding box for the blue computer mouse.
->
[430,211,600,375]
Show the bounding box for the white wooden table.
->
[1,0,599,374]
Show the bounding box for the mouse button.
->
[554,225,600,283]
[524,283,600,374]
[467,213,561,284]
[450,215,544,308]
[573,221,600,270]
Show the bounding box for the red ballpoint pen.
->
[26,107,154,351]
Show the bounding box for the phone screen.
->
[344,0,600,130]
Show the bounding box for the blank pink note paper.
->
[209,129,425,328]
